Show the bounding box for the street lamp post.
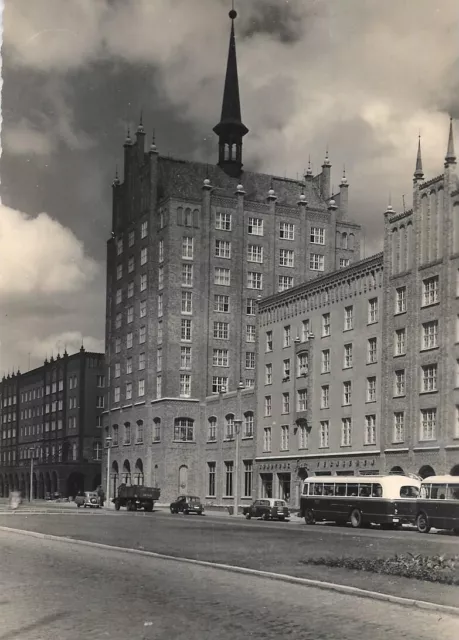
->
[29,448,35,502]
[105,436,112,508]
[233,381,245,517]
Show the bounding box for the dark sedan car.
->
[243,498,290,521]
[170,495,204,515]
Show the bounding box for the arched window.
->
[429,191,437,261]
[421,194,429,263]
[173,418,194,442]
[348,233,355,250]
[122,460,131,485]
[244,412,254,438]
[136,420,144,444]
[341,232,348,249]
[134,459,144,485]
[225,414,235,439]
[419,465,435,479]
[391,227,398,275]
[437,189,444,257]
[124,422,131,445]
[398,225,405,273]
[406,222,413,268]
[72,443,78,462]
[112,424,119,446]
[93,441,102,461]
[184,208,192,227]
[153,418,161,442]
[208,417,217,441]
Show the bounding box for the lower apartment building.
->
[256,253,384,509]
[0,348,105,499]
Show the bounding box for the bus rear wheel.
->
[305,509,315,525]
[350,508,362,528]
[416,512,431,534]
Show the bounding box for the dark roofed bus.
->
[416,475,459,534]
[300,475,420,529]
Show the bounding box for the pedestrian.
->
[97,485,105,507]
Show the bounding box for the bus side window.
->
[323,483,334,496]
[431,485,447,500]
[314,484,323,496]
[400,485,419,498]
[346,484,358,497]
[359,484,371,497]
[335,484,346,497]
[420,485,430,499]
[372,484,382,498]
[447,485,459,500]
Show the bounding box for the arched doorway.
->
[451,464,459,476]
[66,472,84,498]
[38,473,45,499]
[178,465,188,493]
[92,473,101,491]
[134,459,144,485]
[32,473,38,499]
[0,476,3,498]
[51,471,59,495]
[111,461,119,497]
[44,472,51,497]
[389,466,405,475]
[20,474,26,497]
[14,474,20,491]
[122,460,131,485]
[419,465,435,479]
[25,473,30,499]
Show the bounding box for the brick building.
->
[102,11,363,505]
[0,348,105,499]
[380,121,459,478]
[256,252,384,508]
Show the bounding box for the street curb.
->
[1,524,458,618]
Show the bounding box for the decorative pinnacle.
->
[445,116,456,164]
[305,156,313,176]
[340,166,348,186]
[323,147,331,167]
[137,110,144,133]
[124,126,132,145]
[414,134,424,180]
[149,129,157,153]
[113,165,120,185]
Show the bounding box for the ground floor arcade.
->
[0,463,102,500]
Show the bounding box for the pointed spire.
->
[322,146,331,167]
[113,165,120,186]
[305,156,313,177]
[213,8,249,178]
[137,110,144,133]
[414,134,424,180]
[445,116,456,165]
[340,166,348,186]
[149,129,158,154]
[124,126,132,146]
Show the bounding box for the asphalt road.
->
[0,528,457,640]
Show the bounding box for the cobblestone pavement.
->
[0,528,458,640]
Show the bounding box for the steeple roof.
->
[414,135,424,180]
[445,117,456,164]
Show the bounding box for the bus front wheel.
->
[350,508,362,528]
[305,509,315,525]
[416,512,431,534]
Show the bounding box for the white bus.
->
[300,475,420,529]
[416,475,459,534]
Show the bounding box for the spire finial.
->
[149,128,157,154]
[322,146,331,167]
[414,133,424,180]
[113,164,120,186]
[137,110,144,133]
[445,116,456,165]
[340,165,348,186]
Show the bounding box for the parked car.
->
[170,495,204,515]
[75,491,101,509]
[243,498,290,521]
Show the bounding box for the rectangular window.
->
[208,419,217,442]
[322,313,330,337]
[141,220,148,239]
[394,370,406,396]
[395,329,406,356]
[422,364,437,392]
[127,306,134,324]
[138,379,145,396]
[96,396,105,409]
[279,222,295,240]
[246,325,256,342]
[139,352,146,370]
[368,338,377,363]
[341,417,352,446]
[126,357,133,374]
[158,239,164,263]
[213,349,229,367]
[299,425,308,449]
[247,244,263,263]
[248,217,263,235]
[181,319,192,341]
[180,346,192,370]
[263,427,272,452]
[158,321,163,344]
[319,384,329,409]
[280,425,289,450]
[156,375,162,399]
[264,395,272,417]
[156,349,162,372]
[393,412,405,443]
[422,320,438,350]
[140,273,147,291]
[115,338,121,353]
[114,387,120,403]
[215,239,231,259]
[225,462,234,497]
[213,321,229,340]
[297,352,308,376]
[265,363,272,385]
[365,415,376,445]
[339,258,350,268]
[422,276,439,306]
[244,414,254,437]
[126,382,132,401]
[283,358,291,378]
[278,275,294,292]
[127,281,134,298]
[116,264,122,280]
[247,272,263,290]
[158,265,164,290]
[215,212,231,231]
[139,325,146,344]
[182,237,193,259]
[309,254,325,271]
[320,421,329,448]
[243,461,253,497]
[208,462,216,496]
[116,238,123,255]
[310,227,325,244]
[115,313,122,329]
[302,320,310,342]
[174,418,194,442]
[344,306,353,331]
[246,298,256,315]
[420,408,436,441]
[116,289,122,305]
[395,287,406,314]
[179,374,191,398]
[321,349,330,373]
[297,389,307,412]
[279,248,294,267]
[367,376,376,402]
[181,291,192,314]
[128,256,135,273]
[128,231,135,247]
[140,247,148,265]
[114,363,121,378]
[245,352,255,369]
[283,325,291,348]
[343,381,352,405]
[126,332,133,349]
[212,376,228,394]
[368,298,378,323]
[214,294,230,313]
[214,267,231,286]
[182,264,193,287]
[344,343,353,368]
[282,392,290,414]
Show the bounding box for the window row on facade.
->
[206,459,253,499]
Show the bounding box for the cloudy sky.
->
[0,0,458,374]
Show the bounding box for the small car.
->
[243,498,290,521]
[170,495,204,515]
[75,491,101,509]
